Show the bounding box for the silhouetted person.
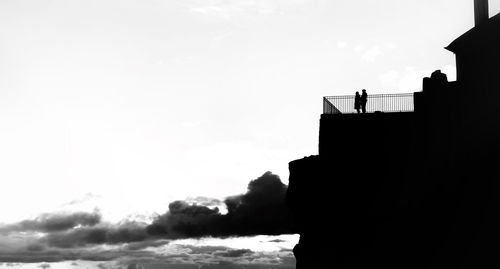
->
[361,89,368,113]
[354,92,361,114]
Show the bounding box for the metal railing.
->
[323,93,414,114]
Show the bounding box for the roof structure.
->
[446,12,500,54]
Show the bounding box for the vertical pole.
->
[474,0,489,26]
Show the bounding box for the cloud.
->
[125,240,170,251]
[63,193,102,207]
[0,214,157,253]
[0,241,296,267]
[184,197,225,210]
[0,251,80,263]
[0,246,155,263]
[42,221,149,248]
[0,172,296,266]
[0,172,292,250]
[198,261,295,269]
[115,241,296,268]
[0,211,101,234]
[126,264,144,269]
[146,172,293,238]
[200,261,245,269]
[26,244,46,252]
[214,249,253,258]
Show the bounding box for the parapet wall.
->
[319,112,415,158]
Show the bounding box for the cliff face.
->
[287,12,500,268]
[287,112,421,268]
[287,83,500,268]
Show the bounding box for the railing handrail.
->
[323,93,414,114]
[324,93,414,99]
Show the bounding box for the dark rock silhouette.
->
[287,3,500,268]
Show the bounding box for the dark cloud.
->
[0,243,295,267]
[0,251,65,263]
[147,172,293,238]
[0,247,157,263]
[42,222,149,248]
[129,264,295,269]
[244,265,295,269]
[116,243,296,268]
[140,264,198,269]
[1,172,292,248]
[0,250,77,263]
[214,249,253,258]
[125,240,170,251]
[26,244,46,252]
[0,172,296,266]
[145,201,223,238]
[0,211,101,234]
[278,256,296,265]
[199,262,244,269]
[127,264,144,269]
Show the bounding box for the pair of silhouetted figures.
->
[354,89,368,113]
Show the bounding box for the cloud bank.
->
[0,172,295,266]
[0,211,101,234]
[146,172,293,238]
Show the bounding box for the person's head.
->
[356,91,359,95]
[362,89,366,93]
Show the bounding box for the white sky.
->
[1,0,499,223]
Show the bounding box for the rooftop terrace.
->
[323,93,415,114]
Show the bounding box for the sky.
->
[0,0,499,268]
